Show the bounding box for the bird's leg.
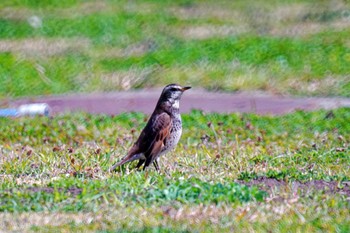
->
[143,156,153,171]
[153,160,160,172]
[135,159,145,170]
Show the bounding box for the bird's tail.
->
[109,157,130,172]
[109,153,143,172]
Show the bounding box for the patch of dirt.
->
[270,20,350,37]
[0,2,111,20]
[169,5,235,20]
[170,2,350,38]
[0,7,33,20]
[271,3,308,22]
[0,212,100,231]
[0,38,90,56]
[179,25,247,40]
[237,177,350,198]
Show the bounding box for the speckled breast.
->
[159,116,182,157]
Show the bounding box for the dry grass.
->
[179,25,248,40]
[171,1,350,38]
[0,197,348,232]
[0,7,33,20]
[0,38,90,56]
[99,68,154,90]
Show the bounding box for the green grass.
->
[1,0,350,97]
[0,108,349,232]
[0,176,266,212]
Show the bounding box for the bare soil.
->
[237,177,350,199]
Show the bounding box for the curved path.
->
[4,89,350,115]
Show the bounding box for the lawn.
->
[1,0,350,98]
[0,109,349,232]
[1,0,350,232]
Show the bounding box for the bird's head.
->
[158,84,191,108]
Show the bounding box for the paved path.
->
[4,89,350,115]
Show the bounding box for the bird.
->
[109,84,191,172]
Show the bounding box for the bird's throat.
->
[172,100,180,109]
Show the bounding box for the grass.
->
[1,0,350,97]
[1,0,350,231]
[0,177,266,212]
[0,108,349,232]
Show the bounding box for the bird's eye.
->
[170,88,178,91]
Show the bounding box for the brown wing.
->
[109,112,171,171]
[148,113,171,160]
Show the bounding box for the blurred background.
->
[0,0,350,99]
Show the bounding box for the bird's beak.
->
[182,86,191,91]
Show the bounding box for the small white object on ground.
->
[0,103,50,117]
[18,103,50,116]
